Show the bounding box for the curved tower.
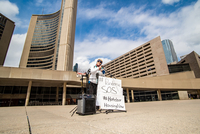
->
[19,0,77,71]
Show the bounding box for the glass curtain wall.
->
[0,86,27,107]
[161,91,179,100]
[29,86,82,106]
[133,90,158,102]
[27,11,60,70]
[124,90,179,102]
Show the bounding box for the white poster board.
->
[96,76,126,111]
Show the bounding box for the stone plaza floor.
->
[0,99,200,134]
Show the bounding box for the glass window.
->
[30,94,36,99]
[59,87,63,94]
[13,86,20,94]
[43,87,50,94]
[50,99,56,102]
[67,88,71,94]
[161,94,166,100]
[172,93,179,99]
[4,86,13,94]
[20,87,28,94]
[50,87,57,94]
[38,87,44,94]
[43,95,49,99]
[31,87,37,94]
[0,86,4,93]
[49,95,56,99]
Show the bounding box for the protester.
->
[88,59,105,95]
[88,59,105,110]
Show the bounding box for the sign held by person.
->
[96,76,126,111]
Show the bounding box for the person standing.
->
[88,59,105,95]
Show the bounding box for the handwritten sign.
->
[96,76,126,110]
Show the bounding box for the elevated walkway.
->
[0,67,200,105]
[0,67,199,91]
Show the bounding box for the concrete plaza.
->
[0,100,200,134]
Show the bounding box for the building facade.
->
[178,51,200,78]
[161,39,178,64]
[19,0,77,71]
[103,36,191,102]
[104,36,169,79]
[0,13,15,66]
[177,51,200,99]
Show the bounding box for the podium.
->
[76,94,96,115]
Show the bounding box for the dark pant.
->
[89,82,97,95]
[88,82,99,110]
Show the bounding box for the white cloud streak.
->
[162,0,180,5]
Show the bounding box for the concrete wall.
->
[0,67,200,91]
[57,0,77,71]
[178,91,189,100]
[19,16,37,68]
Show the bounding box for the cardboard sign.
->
[96,76,126,110]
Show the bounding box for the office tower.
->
[0,13,15,66]
[19,0,77,71]
[104,36,169,79]
[73,63,78,72]
[162,39,178,64]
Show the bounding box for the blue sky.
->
[1,0,200,71]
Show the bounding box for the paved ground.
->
[0,100,200,134]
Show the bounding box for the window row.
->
[28,55,54,61]
[32,35,57,41]
[31,37,56,44]
[34,26,58,33]
[36,17,59,26]
[105,48,152,69]
[30,46,55,52]
[33,31,57,38]
[27,62,53,67]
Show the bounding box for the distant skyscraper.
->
[73,63,78,72]
[0,13,15,66]
[19,0,77,71]
[162,39,178,64]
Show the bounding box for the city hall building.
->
[0,0,200,107]
[19,0,77,71]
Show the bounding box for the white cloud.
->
[0,0,25,28]
[74,36,146,72]
[75,36,144,59]
[78,3,115,20]
[35,0,43,6]
[0,0,19,19]
[77,0,200,59]
[162,0,180,5]
[4,0,200,71]
[4,33,27,67]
